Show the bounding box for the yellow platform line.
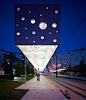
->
[46,77,67,95]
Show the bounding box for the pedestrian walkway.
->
[15,75,67,100]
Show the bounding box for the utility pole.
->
[56,55,57,78]
[25,57,26,82]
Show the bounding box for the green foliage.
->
[3,61,12,75]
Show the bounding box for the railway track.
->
[46,76,86,98]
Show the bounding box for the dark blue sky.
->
[0,0,86,53]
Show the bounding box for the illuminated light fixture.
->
[53,39,57,42]
[29,11,31,13]
[16,32,20,35]
[39,22,47,30]
[41,36,44,39]
[26,37,28,39]
[40,14,42,16]
[55,10,58,14]
[49,32,51,34]
[21,17,25,21]
[31,19,36,24]
[52,23,57,28]
[46,7,48,9]
[56,31,58,33]
[32,31,36,34]
[25,27,27,30]
[17,7,20,11]
[33,41,35,43]
[17,45,58,71]
[16,24,19,26]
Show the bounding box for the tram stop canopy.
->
[14,4,60,71]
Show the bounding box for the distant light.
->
[32,31,36,34]
[55,10,58,14]
[41,36,44,39]
[52,23,57,28]
[25,27,27,30]
[39,22,47,30]
[16,32,20,35]
[17,7,20,11]
[53,39,57,42]
[21,17,25,21]
[31,19,36,24]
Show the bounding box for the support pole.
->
[25,57,26,82]
[56,55,57,78]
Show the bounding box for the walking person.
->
[37,68,40,81]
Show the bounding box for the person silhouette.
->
[37,68,40,81]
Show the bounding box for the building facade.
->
[55,47,86,68]
[0,49,29,68]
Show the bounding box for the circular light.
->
[26,37,28,39]
[52,23,57,28]
[25,27,27,30]
[16,32,20,35]
[46,7,48,9]
[49,32,51,34]
[32,31,36,34]
[53,39,57,42]
[41,36,44,39]
[16,24,19,26]
[56,31,58,33]
[31,19,36,24]
[55,10,58,14]
[33,41,35,43]
[39,22,47,30]
[29,11,31,13]
[21,17,25,21]
[40,14,42,16]
[17,7,20,11]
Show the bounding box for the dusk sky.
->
[0,0,86,54]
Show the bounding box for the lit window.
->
[52,23,57,28]
[31,19,36,24]
[53,39,57,42]
[41,36,44,39]
[17,7,20,11]
[16,32,20,35]
[55,10,58,14]
[21,17,25,21]
[32,31,36,34]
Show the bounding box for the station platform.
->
[16,75,67,100]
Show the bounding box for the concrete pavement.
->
[15,75,67,100]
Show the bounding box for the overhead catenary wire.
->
[57,15,86,53]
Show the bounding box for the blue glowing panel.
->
[14,4,60,45]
